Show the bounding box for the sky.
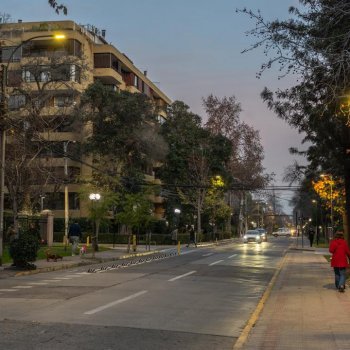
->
[1,0,305,212]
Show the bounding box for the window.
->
[134,75,139,88]
[55,95,74,108]
[8,95,26,110]
[156,115,166,125]
[0,46,22,63]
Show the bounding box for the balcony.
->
[93,67,123,85]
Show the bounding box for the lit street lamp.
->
[0,33,65,265]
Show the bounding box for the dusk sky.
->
[2,0,304,212]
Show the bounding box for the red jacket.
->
[329,238,350,267]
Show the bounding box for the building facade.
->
[0,20,171,219]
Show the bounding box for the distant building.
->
[0,20,171,219]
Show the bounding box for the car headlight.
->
[243,235,247,239]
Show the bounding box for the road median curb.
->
[14,250,162,277]
[233,252,289,349]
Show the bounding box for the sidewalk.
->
[0,244,177,278]
[236,246,350,350]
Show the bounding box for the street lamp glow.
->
[89,193,101,201]
[174,208,181,214]
[54,34,66,40]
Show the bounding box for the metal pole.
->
[330,176,334,238]
[63,141,69,245]
[0,64,7,266]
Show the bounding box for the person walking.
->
[308,227,315,247]
[187,226,197,247]
[68,221,82,256]
[329,231,350,292]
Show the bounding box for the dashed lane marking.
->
[13,286,33,289]
[168,271,197,282]
[209,260,224,266]
[0,289,18,292]
[84,290,148,315]
[228,254,238,259]
[202,253,214,257]
[28,282,48,285]
[41,280,61,283]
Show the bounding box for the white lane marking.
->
[53,277,71,280]
[0,289,18,292]
[228,254,237,259]
[41,280,61,283]
[64,275,83,278]
[84,290,148,315]
[29,282,48,285]
[209,260,224,266]
[76,272,90,275]
[13,285,33,289]
[181,250,197,255]
[202,253,214,257]
[168,270,197,282]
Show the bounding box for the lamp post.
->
[321,174,334,239]
[63,140,75,246]
[89,193,101,257]
[0,33,65,265]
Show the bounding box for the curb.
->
[232,251,288,349]
[14,250,162,277]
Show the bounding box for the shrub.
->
[9,232,40,269]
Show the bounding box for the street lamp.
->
[63,140,76,245]
[89,193,101,256]
[321,174,334,238]
[0,33,65,265]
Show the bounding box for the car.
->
[256,228,267,242]
[272,227,291,237]
[243,230,262,244]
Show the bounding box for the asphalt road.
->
[0,238,292,350]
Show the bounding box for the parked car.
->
[243,230,262,244]
[256,228,267,242]
[272,228,291,237]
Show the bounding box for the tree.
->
[160,101,233,235]
[48,0,67,15]
[5,51,86,230]
[239,1,350,241]
[79,81,167,189]
[116,189,155,252]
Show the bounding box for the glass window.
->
[8,94,26,110]
[0,46,22,63]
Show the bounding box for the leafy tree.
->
[80,187,118,253]
[79,81,167,189]
[116,189,155,252]
[160,101,232,234]
[239,1,350,240]
[48,0,67,15]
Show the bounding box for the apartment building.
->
[0,20,171,219]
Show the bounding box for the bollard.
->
[87,235,90,247]
[177,240,181,255]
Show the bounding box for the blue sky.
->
[1,0,304,211]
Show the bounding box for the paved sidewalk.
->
[238,247,350,350]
